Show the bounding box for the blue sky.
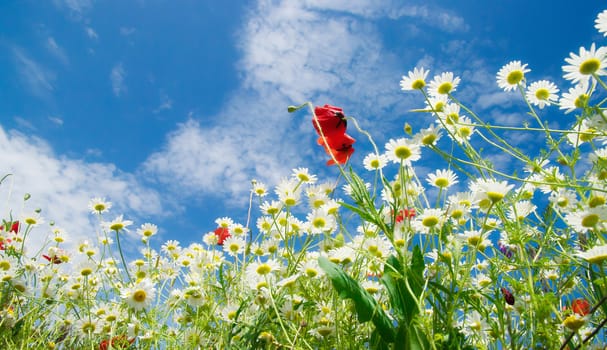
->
[1,0,605,252]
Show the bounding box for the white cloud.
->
[13,117,36,131]
[85,27,98,39]
[120,27,136,36]
[388,4,468,32]
[53,0,94,20]
[153,93,173,113]
[110,63,126,97]
[45,37,69,65]
[48,116,64,126]
[13,48,55,99]
[0,126,165,254]
[143,0,470,202]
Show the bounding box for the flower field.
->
[2,8,607,350]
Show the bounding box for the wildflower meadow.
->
[4,8,607,350]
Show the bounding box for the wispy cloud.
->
[13,47,55,99]
[13,116,36,131]
[0,126,166,254]
[45,37,69,65]
[53,0,94,20]
[110,63,126,97]
[153,93,173,113]
[120,27,136,36]
[48,116,64,126]
[85,27,98,39]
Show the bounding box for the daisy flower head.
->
[425,94,450,114]
[559,81,590,114]
[427,169,459,189]
[222,236,246,257]
[415,124,443,146]
[88,197,112,214]
[496,60,530,91]
[470,179,515,206]
[292,167,317,184]
[251,180,268,197]
[306,209,337,235]
[428,71,461,97]
[121,278,156,311]
[400,67,430,91]
[137,223,158,239]
[105,215,133,233]
[576,244,607,264]
[595,9,607,36]
[22,212,44,227]
[412,208,445,234]
[362,153,388,171]
[565,206,607,233]
[526,80,559,109]
[562,43,607,84]
[385,137,421,164]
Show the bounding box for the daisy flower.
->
[362,153,388,171]
[428,71,461,97]
[400,67,430,91]
[275,178,302,207]
[427,169,459,189]
[137,223,158,239]
[245,259,281,290]
[385,138,422,164]
[22,212,44,227]
[496,60,530,91]
[559,82,590,113]
[470,179,514,205]
[121,278,156,311]
[595,9,607,36]
[526,80,559,109]
[306,209,336,235]
[292,167,317,184]
[425,94,449,114]
[415,124,443,146]
[88,197,112,214]
[412,208,445,234]
[251,180,268,197]
[507,201,537,221]
[565,206,607,233]
[222,236,246,257]
[103,215,133,233]
[562,43,607,84]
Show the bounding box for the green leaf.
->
[318,256,396,343]
[382,247,425,325]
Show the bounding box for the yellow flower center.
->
[229,243,240,253]
[434,101,445,112]
[313,218,326,229]
[25,218,37,225]
[581,214,599,228]
[437,82,453,95]
[589,196,606,208]
[394,146,412,159]
[94,204,106,211]
[133,290,147,303]
[487,191,505,203]
[575,94,589,108]
[434,177,449,188]
[506,70,524,85]
[411,79,425,90]
[535,88,550,100]
[579,58,600,75]
[370,159,380,168]
[256,263,272,275]
[422,134,436,145]
[110,223,124,231]
[81,268,93,276]
[422,216,439,227]
[305,268,318,278]
[284,198,296,206]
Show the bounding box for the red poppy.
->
[214,227,231,245]
[312,105,348,138]
[395,209,416,223]
[312,105,356,166]
[571,298,591,316]
[99,335,135,350]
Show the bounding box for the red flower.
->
[42,254,62,264]
[312,105,356,166]
[571,298,591,316]
[312,105,348,138]
[501,287,515,305]
[0,221,19,250]
[214,227,231,245]
[395,209,416,223]
[99,335,135,350]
